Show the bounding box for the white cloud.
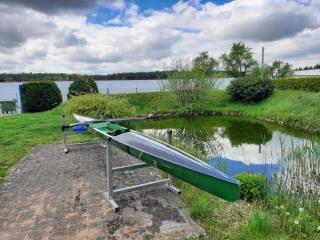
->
[0,4,55,48]
[0,0,319,73]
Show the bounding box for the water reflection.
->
[128,117,303,164]
[127,116,320,199]
[208,156,279,179]
[223,119,272,146]
[173,121,223,157]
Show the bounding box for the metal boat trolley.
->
[62,116,181,212]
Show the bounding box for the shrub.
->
[166,58,216,112]
[235,173,267,201]
[21,81,62,113]
[274,77,320,92]
[64,94,136,119]
[67,76,98,99]
[227,75,274,103]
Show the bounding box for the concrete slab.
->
[0,143,205,239]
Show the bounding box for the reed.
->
[264,139,320,238]
[272,139,320,208]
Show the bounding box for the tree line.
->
[0,71,172,82]
[295,64,320,71]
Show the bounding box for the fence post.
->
[107,88,110,95]
[19,84,24,113]
[136,88,138,94]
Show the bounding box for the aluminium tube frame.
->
[62,115,102,153]
[104,129,181,213]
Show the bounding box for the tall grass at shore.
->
[275,140,320,203]
[145,129,320,239]
[262,140,320,239]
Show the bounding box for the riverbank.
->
[121,89,320,133]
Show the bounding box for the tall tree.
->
[264,60,293,80]
[192,51,219,77]
[220,42,257,77]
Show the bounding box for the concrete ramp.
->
[0,143,204,239]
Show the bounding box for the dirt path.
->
[0,143,204,240]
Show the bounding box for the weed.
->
[242,209,275,237]
[190,196,214,223]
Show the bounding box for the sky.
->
[0,0,319,74]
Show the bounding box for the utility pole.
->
[261,47,265,79]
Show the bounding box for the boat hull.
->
[110,134,239,202]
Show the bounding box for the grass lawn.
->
[122,89,320,132]
[0,106,62,180]
[0,106,96,181]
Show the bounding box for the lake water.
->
[0,78,232,109]
[0,80,164,103]
[127,116,320,194]
[294,69,320,76]
[0,70,318,104]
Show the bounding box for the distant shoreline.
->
[0,71,232,83]
[0,79,167,83]
[0,77,234,83]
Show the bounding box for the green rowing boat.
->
[74,114,240,202]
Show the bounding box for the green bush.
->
[166,57,216,112]
[67,76,98,99]
[274,77,320,92]
[227,75,274,103]
[235,173,267,201]
[21,81,62,113]
[64,94,136,119]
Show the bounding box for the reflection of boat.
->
[74,114,240,202]
[208,156,279,178]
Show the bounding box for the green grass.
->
[0,106,62,180]
[0,105,95,181]
[122,90,320,132]
[241,209,275,238]
[189,195,214,223]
